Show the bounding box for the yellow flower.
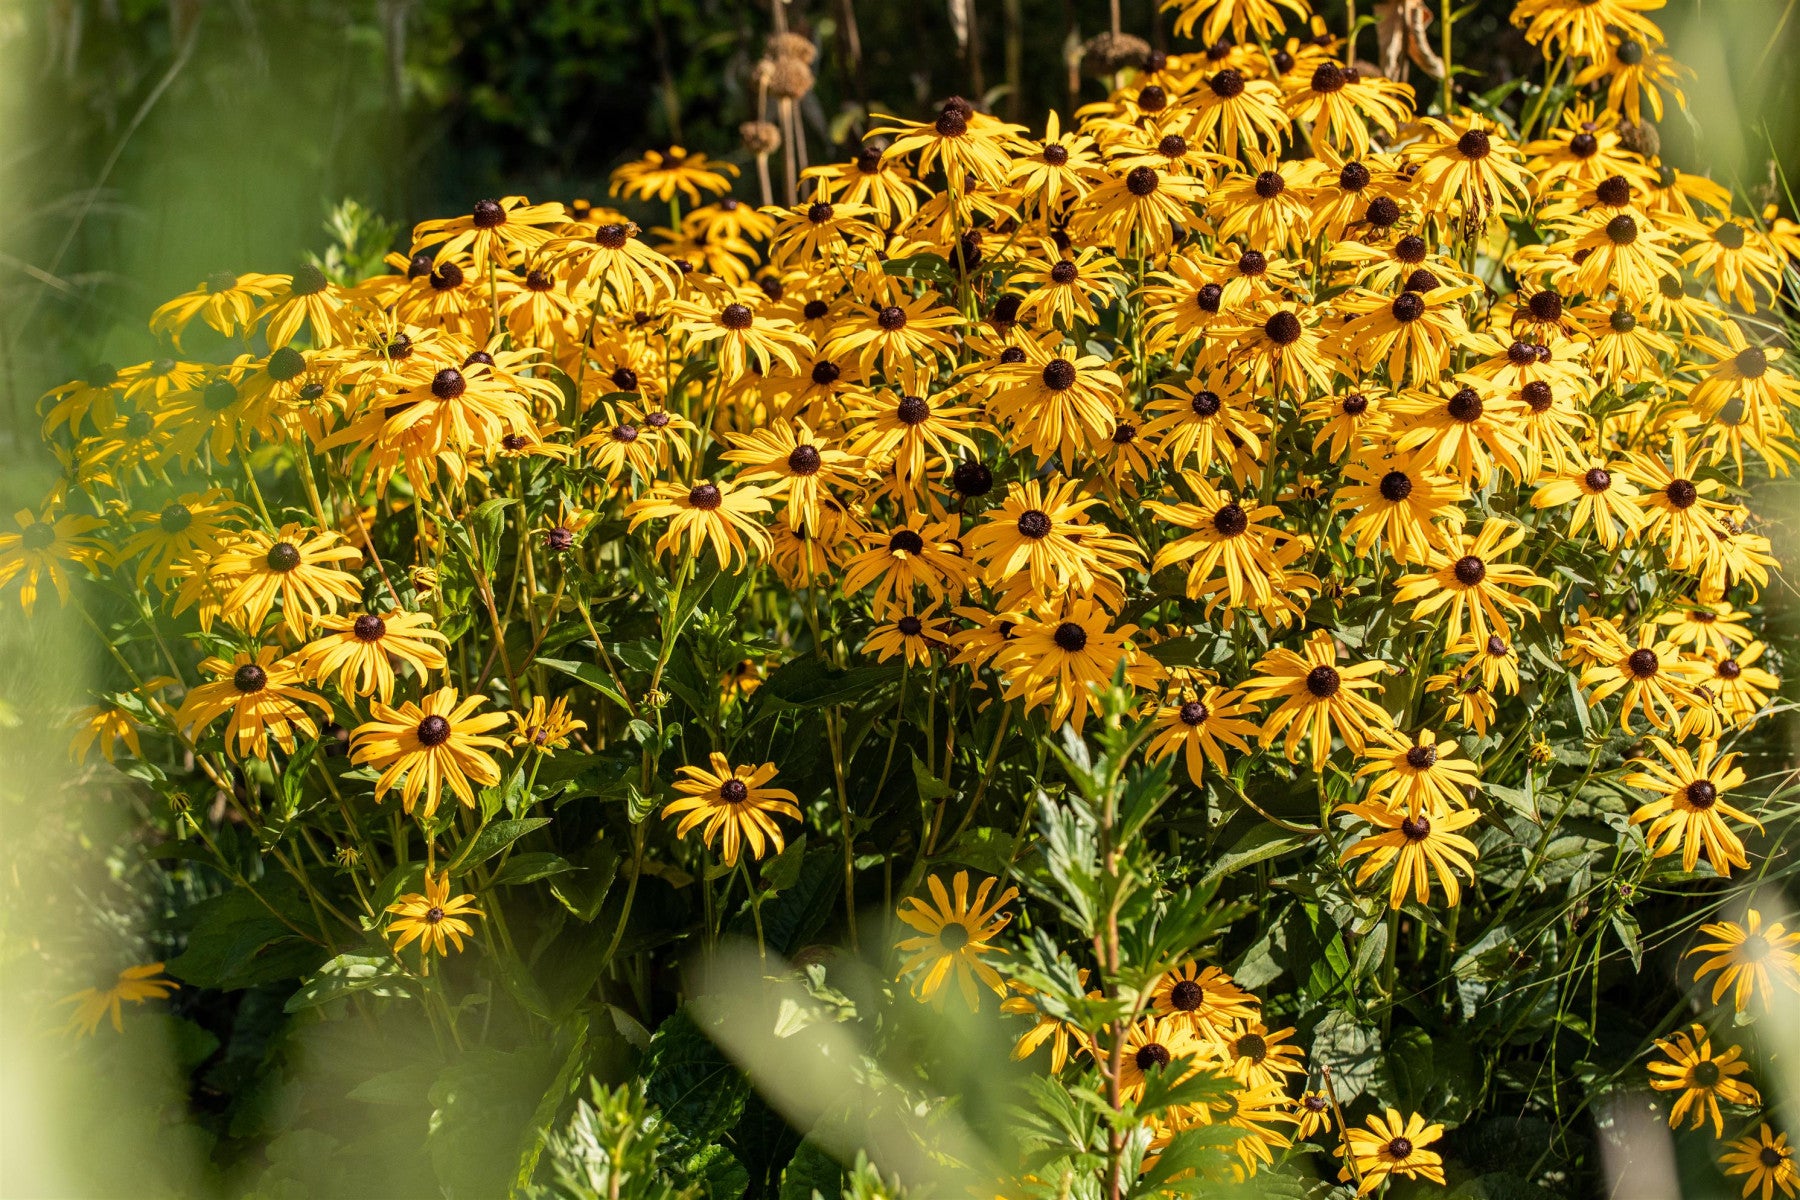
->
[895,871,1019,1009]
[1338,802,1482,908]
[1688,910,1800,1013]
[1647,1024,1759,1136]
[1355,728,1482,815]
[349,687,511,818]
[59,964,177,1036]
[1147,963,1259,1040]
[1720,1124,1799,1200]
[1212,1018,1306,1090]
[1339,1110,1447,1196]
[175,647,331,761]
[1626,738,1757,877]
[1144,685,1259,788]
[1392,518,1549,645]
[662,753,800,867]
[1243,631,1392,772]
[992,597,1162,734]
[610,146,738,206]
[208,523,364,640]
[509,695,588,755]
[0,506,104,616]
[386,871,483,965]
[625,478,772,571]
[412,196,567,268]
[298,609,448,702]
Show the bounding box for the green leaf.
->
[759,833,808,894]
[1202,823,1307,883]
[447,817,549,872]
[537,656,631,711]
[880,252,952,282]
[165,883,325,991]
[490,852,576,887]
[756,656,901,711]
[644,1009,750,1148]
[512,1012,591,1194]
[911,752,951,804]
[285,953,414,1013]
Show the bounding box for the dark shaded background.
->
[0,0,1794,447]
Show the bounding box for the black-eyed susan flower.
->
[1339,802,1482,908]
[413,196,568,268]
[150,271,282,347]
[257,264,351,349]
[58,964,177,1036]
[1688,910,1800,1013]
[350,687,511,818]
[1356,729,1482,815]
[1390,382,1528,486]
[669,296,811,382]
[1145,477,1289,610]
[1142,378,1268,474]
[719,419,861,533]
[1648,1024,1759,1137]
[113,490,242,589]
[1000,975,1097,1071]
[625,479,772,571]
[1339,1110,1447,1196]
[863,606,953,667]
[1147,962,1259,1039]
[509,695,588,755]
[1406,115,1533,222]
[1393,518,1548,645]
[1577,622,1704,733]
[0,506,104,616]
[980,346,1124,469]
[1626,738,1757,877]
[840,516,972,618]
[1163,0,1307,46]
[175,646,331,761]
[1720,1124,1799,1200]
[993,597,1162,733]
[1145,685,1259,788]
[895,870,1019,1009]
[662,753,800,867]
[610,146,737,206]
[1212,1018,1305,1090]
[1244,631,1392,771]
[209,523,364,640]
[386,871,483,967]
[1336,457,1466,565]
[298,609,447,702]
[1118,1015,1211,1102]
[965,477,1140,606]
[1075,164,1207,256]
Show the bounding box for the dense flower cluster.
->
[25,0,1799,1192]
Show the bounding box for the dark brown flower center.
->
[612,424,640,442]
[1401,815,1432,841]
[1719,659,1742,680]
[1714,222,1747,250]
[1043,143,1070,166]
[266,542,302,572]
[1447,387,1483,422]
[1521,380,1554,412]
[1339,161,1371,191]
[159,504,193,534]
[1170,978,1204,1009]
[1049,260,1079,285]
[1265,310,1302,345]
[1234,1033,1267,1060]
[1406,744,1438,769]
[1053,622,1089,652]
[1627,648,1660,677]
[688,483,723,510]
[1306,665,1340,697]
[1254,170,1285,199]
[1342,393,1369,416]
[594,223,629,249]
[1605,214,1639,246]
[720,303,754,330]
[1685,780,1718,808]
[1367,196,1401,228]
[233,663,268,693]
[1158,133,1189,158]
[431,368,466,400]
[1042,358,1078,390]
[878,305,908,331]
[938,920,970,949]
[417,714,451,746]
[1453,555,1487,585]
[1387,1137,1415,1158]
[720,778,750,803]
[1135,1042,1172,1071]
[890,529,926,555]
[1196,282,1223,312]
[1735,346,1769,378]
[897,615,924,637]
[1178,701,1210,727]
[1457,129,1492,159]
[1762,1148,1786,1168]
[354,613,387,641]
[1596,176,1632,207]
[1392,292,1425,322]
[1311,61,1347,92]
[1212,502,1248,537]
[787,444,822,475]
[266,346,307,382]
[1690,1060,1722,1088]
[1379,471,1414,501]
[1126,166,1160,196]
[953,460,993,496]
[896,395,930,425]
[472,198,506,228]
[291,264,329,295]
[1585,467,1613,491]
[1017,509,1053,539]
[1609,309,1638,334]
